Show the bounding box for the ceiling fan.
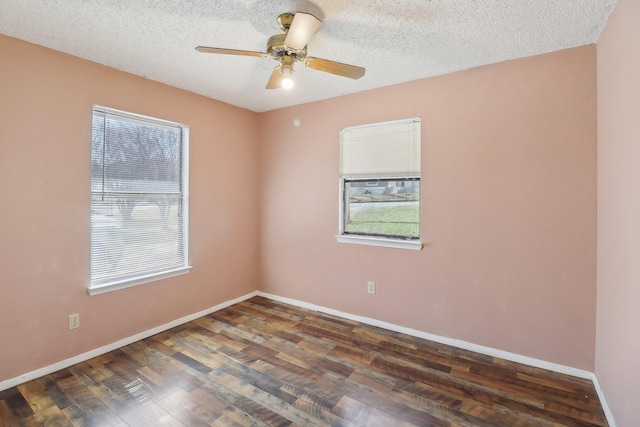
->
[195,12,365,90]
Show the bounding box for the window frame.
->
[336,118,422,251]
[88,105,191,295]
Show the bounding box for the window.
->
[90,106,190,295]
[337,118,421,250]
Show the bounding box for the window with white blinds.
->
[338,118,421,249]
[89,106,190,294]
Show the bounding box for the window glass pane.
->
[344,178,420,239]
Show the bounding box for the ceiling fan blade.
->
[304,57,365,79]
[284,12,321,51]
[195,46,269,58]
[266,67,283,89]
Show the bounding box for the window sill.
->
[335,235,423,251]
[88,266,192,296]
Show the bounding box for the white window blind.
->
[341,118,421,178]
[90,106,189,293]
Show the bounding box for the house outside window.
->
[337,118,422,250]
[89,106,191,295]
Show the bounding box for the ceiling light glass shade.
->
[281,66,294,89]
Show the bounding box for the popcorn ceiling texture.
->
[0,0,616,112]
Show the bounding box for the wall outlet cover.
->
[69,313,80,330]
[367,281,376,295]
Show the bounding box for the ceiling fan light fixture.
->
[281,66,294,89]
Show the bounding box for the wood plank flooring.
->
[0,296,608,426]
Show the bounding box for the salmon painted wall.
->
[0,35,260,382]
[596,0,640,424]
[258,46,597,370]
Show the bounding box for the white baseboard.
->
[591,373,617,427]
[0,291,258,393]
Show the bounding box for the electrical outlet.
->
[367,281,376,295]
[68,313,80,330]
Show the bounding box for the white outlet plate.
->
[367,281,376,295]
[68,313,80,330]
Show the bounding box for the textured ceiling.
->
[0,0,616,112]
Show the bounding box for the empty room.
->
[0,1,638,426]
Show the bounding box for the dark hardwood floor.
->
[0,296,608,426]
